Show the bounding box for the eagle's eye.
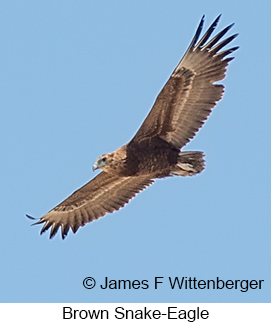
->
[101,157,107,163]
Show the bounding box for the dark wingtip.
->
[211,14,222,30]
[194,15,225,51]
[26,214,36,220]
[186,15,205,52]
[227,22,235,30]
[231,45,239,52]
[61,225,70,240]
[231,33,239,41]
[40,221,51,235]
[216,14,222,21]
[26,214,43,227]
[27,214,67,240]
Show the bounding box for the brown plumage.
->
[27,15,238,239]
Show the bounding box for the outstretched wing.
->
[132,15,238,149]
[29,172,153,239]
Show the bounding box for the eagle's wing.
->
[30,172,153,239]
[132,15,238,149]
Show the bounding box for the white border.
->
[0,303,269,322]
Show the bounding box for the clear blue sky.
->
[1,0,270,303]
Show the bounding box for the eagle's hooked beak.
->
[92,162,98,171]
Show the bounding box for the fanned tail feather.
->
[172,151,205,176]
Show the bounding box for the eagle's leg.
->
[171,151,205,177]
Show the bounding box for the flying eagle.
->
[27,15,238,239]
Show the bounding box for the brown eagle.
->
[27,15,238,239]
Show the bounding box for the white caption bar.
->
[0,303,269,322]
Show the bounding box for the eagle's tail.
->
[172,151,205,177]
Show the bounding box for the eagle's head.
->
[92,145,128,174]
[92,154,109,171]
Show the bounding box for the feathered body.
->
[100,137,204,178]
[27,15,238,239]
